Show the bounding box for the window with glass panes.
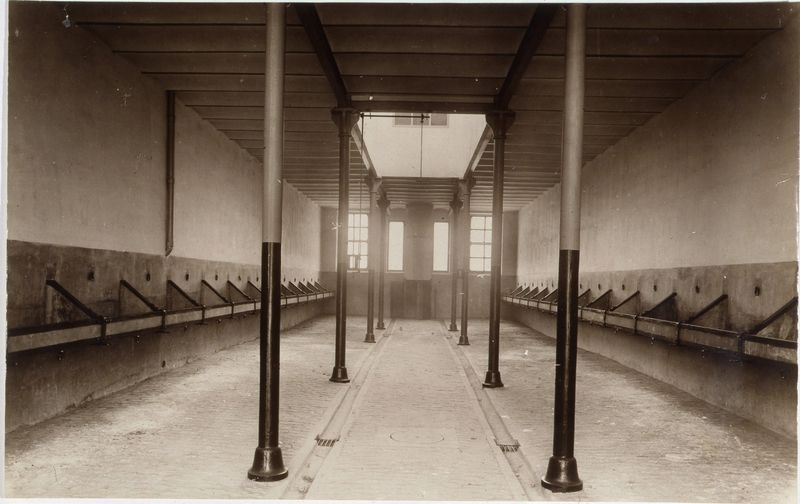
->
[393,112,448,127]
[347,213,368,270]
[470,215,492,272]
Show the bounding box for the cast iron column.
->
[448,194,462,331]
[376,197,389,330]
[542,3,586,493]
[330,108,358,383]
[458,176,474,346]
[248,3,288,482]
[364,176,381,343]
[483,111,515,389]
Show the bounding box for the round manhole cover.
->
[389,429,445,445]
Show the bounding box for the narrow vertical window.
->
[387,221,404,271]
[469,215,492,272]
[347,213,368,270]
[433,221,449,272]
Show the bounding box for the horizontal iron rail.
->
[8,282,334,354]
[503,285,796,364]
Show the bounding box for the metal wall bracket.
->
[749,297,798,335]
[685,294,728,325]
[46,279,109,343]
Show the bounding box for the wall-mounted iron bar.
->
[120,280,162,312]
[167,280,201,307]
[8,278,334,355]
[685,294,728,324]
[46,279,104,321]
[749,297,798,335]
[502,287,797,365]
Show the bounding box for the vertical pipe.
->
[376,198,389,330]
[165,90,175,256]
[458,177,473,346]
[448,195,461,331]
[248,3,288,482]
[331,108,357,383]
[364,177,380,343]
[541,3,585,493]
[484,111,514,389]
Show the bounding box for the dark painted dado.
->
[401,279,432,319]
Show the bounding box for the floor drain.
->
[315,435,337,447]
[389,429,445,445]
[495,439,520,452]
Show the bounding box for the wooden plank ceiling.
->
[69,2,793,211]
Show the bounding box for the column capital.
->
[366,175,382,194]
[449,194,463,212]
[459,174,476,197]
[330,107,360,137]
[485,110,516,140]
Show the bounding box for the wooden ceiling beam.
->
[294,3,350,107]
[495,4,559,109]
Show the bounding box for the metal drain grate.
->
[495,438,520,452]
[315,435,338,447]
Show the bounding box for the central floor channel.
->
[306,319,525,500]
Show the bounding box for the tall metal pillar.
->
[364,176,381,343]
[330,108,358,383]
[542,3,586,493]
[483,111,515,389]
[458,176,474,346]
[448,194,462,331]
[248,3,288,482]
[376,197,389,330]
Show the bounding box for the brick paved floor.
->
[306,319,525,500]
[4,315,375,499]
[459,318,797,503]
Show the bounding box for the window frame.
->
[469,215,492,273]
[393,112,448,127]
[347,212,369,271]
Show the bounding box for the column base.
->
[482,370,504,388]
[457,335,470,345]
[330,366,350,383]
[541,456,583,493]
[364,331,376,343]
[376,322,385,330]
[247,446,288,482]
[448,322,458,332]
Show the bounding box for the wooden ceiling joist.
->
[68,2,792,211]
